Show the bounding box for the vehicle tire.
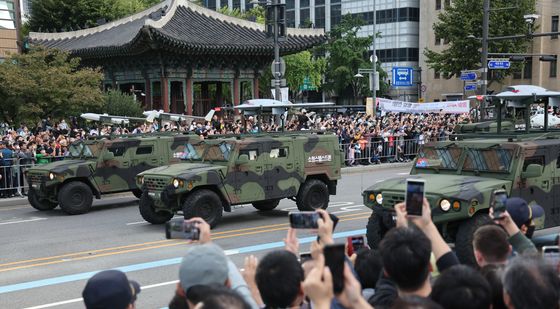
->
[132,189,143,199]
[183,189,223,228]
[28,188,58,211]
[366,211,388,249]
[296,179,329,211]
[252,199,280,211]
[58,182,93,215]
[139,191,173,224]
[455,213,492,265]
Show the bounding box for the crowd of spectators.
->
[81,197,560,309]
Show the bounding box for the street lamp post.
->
[271,0,283,103]
[370,0,377,116]
[480,0,490,119]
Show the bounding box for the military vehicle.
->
[363,85,560,265]
[26,133,202,214]
[136,132,342,227]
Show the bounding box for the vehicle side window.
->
[240,149,258,161]
[108,146,126,157]
[523,156,544,171]
[136,146,153,155]
[270,147,289,158]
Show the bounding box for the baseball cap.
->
[82,270,141,309]
[179,243,229,292]
[506,197,545,228]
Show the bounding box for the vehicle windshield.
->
[68,142,101,158]
[462,148,513,173]
[180,142,233,162]
[415,146,462,170]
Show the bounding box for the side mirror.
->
[236,154,249,165]
[521,164,543,179]
[102,152,115,161]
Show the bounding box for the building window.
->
[435,34,441,45]
[551,60,557,78]
[300,0,309,8]
[0,0,16,29]
[206,0,216,10]
[552,16,559,39]
[444,0,451,9]
[434,70,441,79]
[377,48,419,62]
[286,10,295,27]
[232,0,240,10]
[300,8,310,27]
[523,57,532,79]
[330,4,341,27]
[220,0,228,9]
[436,0,442,10]
[286,0,294,9]
[314,6,325,29]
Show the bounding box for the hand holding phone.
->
[406,179,425,216]
[289,211,319,229]
[165,219,200,240]
[323,244,346,294]
[346,235,366,256]
[492,189,508,219]
[543,246,560,270]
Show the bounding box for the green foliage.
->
[27,0,162,32]
[103,90,145,117]
[322,14,387,100]
[424,0,536,80]
[0,48,104,124]
[217,6,265,24]
[284,51,326,94]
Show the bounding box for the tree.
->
[0,48,104,124]
[283,51,326,98]
[321,15,387,102]
[424,0,535,81]
[27,0,162,32]
[104,90,145,117]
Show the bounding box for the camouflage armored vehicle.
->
[363,126,560,264]
[136,132,342,227]
[26,134,200,215]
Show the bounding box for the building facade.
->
[0,0,17,60]
[203,0,421,101]
[419,0,560,102]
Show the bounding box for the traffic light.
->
[265,1,286,40]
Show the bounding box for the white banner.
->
[377,98,470,114]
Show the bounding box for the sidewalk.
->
[0,162,412,208]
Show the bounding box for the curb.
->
[341,162,412,175]
[0,192,135,208]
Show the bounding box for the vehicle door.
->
[94,142,131,193]
[231,143,265,203]
[264,142,297,199]
[552,145,560,227]
[517,147,555,227]
[131,142,159,188]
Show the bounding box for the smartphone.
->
[165,219,200,240]
[300,252,312,263]
[323,244,346,294]
[492,189,508,219]
[346,235,366,256]
[289,211,319,229]
[542,246,560,268]
[406,179,425,216]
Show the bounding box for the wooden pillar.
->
[233,77,240,106]
[161,76,169,112]
[253,77,260,99]
[216,82,223,107]
[144,78,152,110]
[186,78,193,115]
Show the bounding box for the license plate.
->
[31,183,39,189]
[148,192,159,198]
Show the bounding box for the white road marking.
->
[125,221,148,226]
[22,280,180,309]
[330,205,367,214]
[281,201,356,212]
[397,172,409,175]
[0,217,47,226]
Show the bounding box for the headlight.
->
[138,176,144,184]
[173,179,180,188]
[376,193,383,204]
[440,199,451,212]
[49,172,55,180]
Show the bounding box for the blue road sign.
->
[392,67,414,87]
[488,60,511,69]
[460,72,477,81]
[464,84,477,91]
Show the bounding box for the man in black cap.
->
[82,270,141,309]
[505,197,545,239]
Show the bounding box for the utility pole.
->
[480,0,490,119]
[273,0,282,103]
[370,0,377,116]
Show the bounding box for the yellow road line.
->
[0,213,370,273]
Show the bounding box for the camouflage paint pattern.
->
[137,133,342,212]
[26,134,203,202]
[363,135,560,235]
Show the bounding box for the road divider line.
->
[0,211,371,269]
[4,228,366,296]
[0,213,370,273]
[0,217,47,226]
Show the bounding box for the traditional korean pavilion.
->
[29,0,325,115]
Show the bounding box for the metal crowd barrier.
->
[0,156,66,198]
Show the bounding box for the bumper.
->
[143,186,179,209]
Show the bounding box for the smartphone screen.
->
[492,190,508,218]
[300,252,312,264]
[323,244,345,294]
[289,212,319,229]
[165,219,200,240]
[346,236,365,256]
[406,179,425,216]
[543,246,560,268]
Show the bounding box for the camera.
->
[165,219,200,240]
[524,14,539,24]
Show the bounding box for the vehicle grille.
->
[28,173,46,183]
[383,194,404,207]
[144,177,170,191]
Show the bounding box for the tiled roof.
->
[29,0,325,58]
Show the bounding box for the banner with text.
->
[377,98,470,114]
